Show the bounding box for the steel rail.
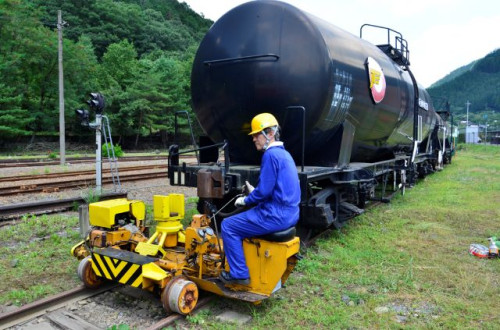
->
[0,285,212,330]
[0,171,168,196]
[0,283,117,329]
[0,155,184,168]
[0,164,165,183]
[145,296,212,330]
[0,191,127,220]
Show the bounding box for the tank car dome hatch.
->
[191,0,440,166]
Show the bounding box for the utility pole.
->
[466,101,471,126]
[58,10,66,165]
[465,100,471,143]
[95,114,103,194]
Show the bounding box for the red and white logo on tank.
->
[366,57,386,104]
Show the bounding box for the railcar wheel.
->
[161,277,199,315]
[77,256,103,289]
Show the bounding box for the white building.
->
[465,125,480,143]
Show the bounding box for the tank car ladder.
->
[360,24,420,185]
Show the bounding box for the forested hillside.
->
[33,0,211,58]
[0,0,212,149]
[2,0,498,151]
[428,49,500,128]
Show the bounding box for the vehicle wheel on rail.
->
[77,256,103,289]
[161,276,199,315]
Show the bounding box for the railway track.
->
[0,164,165,183]
[0,283,211,330]
[0,156,169,168]
[0,284,116,329]
[0,192,127,221]
[146,297,212,330]
[0,170,168,197]
[0,154,197,169]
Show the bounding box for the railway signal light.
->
[74,92,108,193]
[75,109,90,127]
[87,92,105,114]
[75,92,105,127]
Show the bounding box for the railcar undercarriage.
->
[168,142,448,244]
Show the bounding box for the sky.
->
[181,0,500,88]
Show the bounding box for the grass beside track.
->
[200,144,500,328]
[1,145,499,328]
[0,214,81,305]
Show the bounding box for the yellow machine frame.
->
[72,194,300,315]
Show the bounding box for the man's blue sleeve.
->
[244,152,277,205]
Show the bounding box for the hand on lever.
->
[234,196,246,207]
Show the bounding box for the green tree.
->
[63,35,105,133]
[146,52,194,146]
[0,0,59,136]
[102,40,138,89]
[31,0,210,59]
[1,0,212,147]
[0,84,33,138]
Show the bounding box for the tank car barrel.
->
[191,1,441,166]
[173,0,454,233]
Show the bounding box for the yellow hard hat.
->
[248,113,279,135]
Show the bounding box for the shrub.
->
[102,143,124,158]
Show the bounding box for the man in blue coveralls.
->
[219,113,301,285]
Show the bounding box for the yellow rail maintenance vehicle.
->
[71,194,301,315]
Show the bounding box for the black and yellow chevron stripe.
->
[91,254,143,288]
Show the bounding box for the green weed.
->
[7,285,56,306]
[183,196,199,227]
[186,309,211,325]
[107,325,130,330]
[80,188,101,204]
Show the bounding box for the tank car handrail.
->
[203,54,280,66]
[168,142,226,157]
[168,140,230,175]
[360,23,403,44]
[360,24,410,66]
[286,106,306,173]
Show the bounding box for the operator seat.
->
[255,227,296,242]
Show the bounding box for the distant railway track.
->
[0,169,168,197]
[0,155,170,168]
[0,164,165,183]
[0,154,196,168]
[0,192,128,221]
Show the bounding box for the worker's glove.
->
[234,196,246,207]
[245,181,255,194]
